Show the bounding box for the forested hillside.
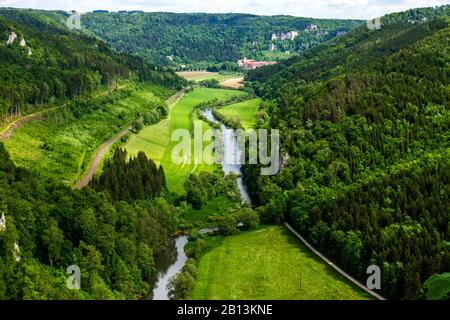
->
[0,142,180,299]
[244,5,450,299]
[0,8,184,121]
[80,12,362,68]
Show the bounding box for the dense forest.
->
[244,5,450,299]
[91,148,166,201]
[80,12,362,67]
[0,142,180,299]
[0,8,185,122]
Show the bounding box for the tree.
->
[41,218,64,266]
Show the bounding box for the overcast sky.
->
[0,0,448,19]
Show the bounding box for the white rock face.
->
[0,212,6,232]
[271,31,298,41]
[6,32,17,45]
[14,242,21,262]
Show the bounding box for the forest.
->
[243,5,450,299]
[90,148,166,201]
[80,11,362,67]
[0,141,179,299]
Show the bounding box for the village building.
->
[237,58,277,70]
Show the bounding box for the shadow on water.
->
[147,235,188,300]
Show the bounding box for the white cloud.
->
[0,0,448,19]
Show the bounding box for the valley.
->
[0,4,448,302]
[125,87,247,193]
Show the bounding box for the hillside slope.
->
[244,5,450,300]
[0,8,184,121]
[81,12,362,67]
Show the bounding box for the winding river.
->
[149,107,251,300]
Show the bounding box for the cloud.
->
[0,0,449,19]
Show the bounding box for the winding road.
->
[74,126,131,189]
[75,90,184,189]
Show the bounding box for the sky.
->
[0,0,449,19]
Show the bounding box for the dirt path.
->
[220,76,244,89]
[0,107,59,140]
[75,90,184,189]
[284,222,385,300]
[0,85,128,141]
[75,126,131,189]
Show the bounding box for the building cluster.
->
[237,58,277,70]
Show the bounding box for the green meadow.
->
[192,226,372,300]
[423,273,450,300]
[3,84,170,184]
[184,195,239,225]
[216,98,261,130]
[125,87,247,194]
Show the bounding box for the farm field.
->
[125,87,247,194]
[177,71,242,83]
[216,98,261,130]
[3,84,170,184]
[192,226,372,300]
[219,76,244,89]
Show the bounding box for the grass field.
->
[4,84,169,184]
[125,87,247,194]
[184,195,239,224]
[423,273,450,300]
[192,226,372,300]
[216,98,261,130]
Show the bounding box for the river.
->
[202,108,252,203]
[149,107,251,300]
